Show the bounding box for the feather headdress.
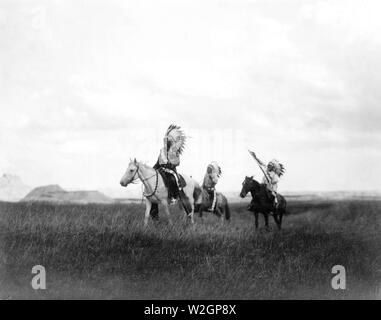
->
[208,161,222,177]
[269,159,285,177]
[165,124,187,155]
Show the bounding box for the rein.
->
[135,164,159,198]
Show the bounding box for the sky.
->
[1,0,381,196]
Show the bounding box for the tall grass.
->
[0,200,380,299]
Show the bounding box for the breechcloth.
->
[153,161,180,198]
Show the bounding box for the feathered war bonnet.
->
[164,124,187,154]
[207,161,222,177]
[268,159,285,176]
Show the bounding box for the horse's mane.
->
[248,177,266,193]
[251,177,283,201]
[249,176,260,185]
[130,159,152,168]
[136,161,155,170]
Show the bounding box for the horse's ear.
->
[251,176,254,179]
[134,158,137,164]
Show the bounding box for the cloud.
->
[1,0,381,192]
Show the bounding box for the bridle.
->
[243,177,257,197]
[129,167,139,184]
[130,163,159,199]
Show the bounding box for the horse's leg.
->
[264,213,270,231]
[198,205,204,219]
[215,207,224,226]
[189,193,195,226]
[183,205,195,228]
[144,199,152,227]
[278,209,284,230]
[224,200,231,222]
[196,204,205,224]
[273,213,281,230]
[181,180,196,226]
[254,211,259,230]
[161,200,172,226]
[217,198,224,226]
[197,204,203,218]
[149,203,159,220]
[189,203,195,226]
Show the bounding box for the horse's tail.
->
[223,196,231,221]
[280,194,287,212]
[225,203,231,221]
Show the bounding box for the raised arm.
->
[249,150,266,166]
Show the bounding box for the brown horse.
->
[240,176,286,230]
[194,188,231,224]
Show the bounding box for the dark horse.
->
[240,176,286,230]
[195,188,231,224]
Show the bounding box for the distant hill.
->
[0,174,32,202]
[282,191,381,201]
[100,186,142,200]
[225,190,381,203]
[22,185,114,204]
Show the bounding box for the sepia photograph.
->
[0,0,380,305]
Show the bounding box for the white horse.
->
[120,159,202,226]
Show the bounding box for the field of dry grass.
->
[0,199,380,299]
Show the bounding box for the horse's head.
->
[120,158,139,187]
[240,176,260,198]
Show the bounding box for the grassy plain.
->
[0,199,380,299]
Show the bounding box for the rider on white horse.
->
[150,125,187,217]
[153,124,186,201]
[120,159,201,226]
[202,161,222,212]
